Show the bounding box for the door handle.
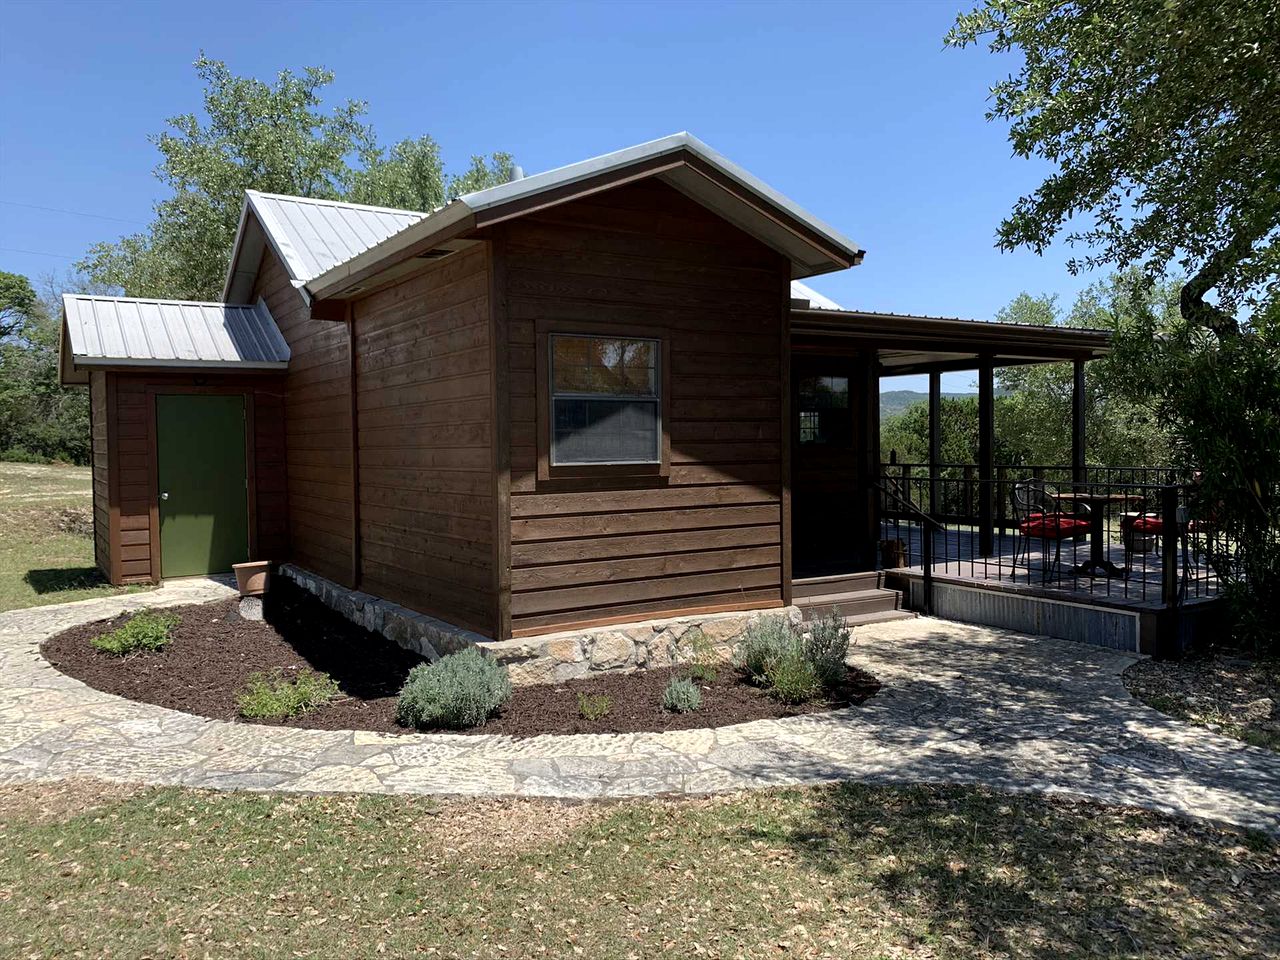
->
[160,491,170,501]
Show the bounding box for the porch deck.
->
[878,524,1223,654]
[880,524,1221,610]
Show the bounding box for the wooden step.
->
[842,608,917,627]
[796,587,904,620]
[792,571,882,599]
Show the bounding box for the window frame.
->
[535,318,671,481]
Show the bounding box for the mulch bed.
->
[41,579,880,737]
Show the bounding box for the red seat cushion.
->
[1131,515,1164,533]
[1019,513,1090,538]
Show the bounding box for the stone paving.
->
[2,578,1279,834]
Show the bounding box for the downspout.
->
[347,302,361,591]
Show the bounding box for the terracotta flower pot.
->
[233,560,271,597]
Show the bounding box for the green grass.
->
[236,669,341,719]
[0,461,145,612]
[0,781,1274,959]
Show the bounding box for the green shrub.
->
[687,661,718,683]
[577,692,613,721]
[91,610,180,656]
[396,648,511,730]
[734,616,798,682]
[765,652,821,704]
[802,609,850,688]
[0,448,51,464]
[236,669,339,719]
[734,611,851,704]
[662,676,702,713]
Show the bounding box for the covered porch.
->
[786,298,1218,656]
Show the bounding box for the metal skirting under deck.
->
[899,578,1141,653]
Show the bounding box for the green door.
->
[156,394,249,577]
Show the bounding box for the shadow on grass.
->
[746,781,1279,959]
[24,567,108,595]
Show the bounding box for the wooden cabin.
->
[61,133,1109,643]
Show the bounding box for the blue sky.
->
[0,0,1090,392]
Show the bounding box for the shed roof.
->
[60,294,290,384]
[224,132,865,303]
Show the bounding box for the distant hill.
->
[880,390,972,419]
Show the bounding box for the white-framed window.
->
[549,333,661,465]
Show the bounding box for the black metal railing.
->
[876,468,1224,613]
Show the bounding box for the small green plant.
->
[577,692,613,721]
[688,661,718,683]
[91,610,180,656]
[734,612,851,704]
[802,609,850,689]
[396,648,512,730]
[662,676,702,713]
[236,669,339,719]
[765,651,821,704]
[734,616,798,683]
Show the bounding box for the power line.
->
[0,199,147,226]
[0,247,77,260]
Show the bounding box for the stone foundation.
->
[279,563,801,686]
[279,564,490,661]
[485,606,804,686]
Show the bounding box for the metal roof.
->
[244,191,428,286]
[224,133,866,303]
[61,294,290,378]
[789,280,844,311]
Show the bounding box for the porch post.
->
[863,356,882,570]
[928,371,941,517]
[978,355,995,556]
[1072,359,1086,488]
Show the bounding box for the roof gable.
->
[223,133,865,304]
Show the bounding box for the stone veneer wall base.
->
[279,564,801,686]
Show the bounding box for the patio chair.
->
[1009,479,1091,583]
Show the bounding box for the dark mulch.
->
[41,579,880,737]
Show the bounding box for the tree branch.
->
[1179,227,1255,338]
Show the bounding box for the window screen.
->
[550,334,660,465]
[797,375,850,446]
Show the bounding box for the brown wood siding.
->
[251,247,353,584]
[101,372,286,584]
[89,371,110,578]
[500,179,789,636]
[353,244,495,635]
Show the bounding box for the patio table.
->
[1049,491,1143,578]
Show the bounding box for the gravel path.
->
[2,577,1278,833]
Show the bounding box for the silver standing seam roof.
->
[223,132,866,303]
[244,191,427,287]
[61,294,290,371]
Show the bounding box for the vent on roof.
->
[509,165,525,182]
[414,248,453,260]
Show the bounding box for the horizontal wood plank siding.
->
[251,247,351,584]
[501,179,788,634]
[353,244,495,635]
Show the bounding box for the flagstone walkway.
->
[2,579,1278,833]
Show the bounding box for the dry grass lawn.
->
[0,461,144,612]
[0,779,1275,959]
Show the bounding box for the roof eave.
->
[304,200,474,301]
[69,357,289,372]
